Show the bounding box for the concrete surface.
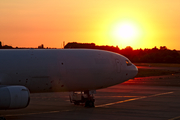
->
[1,77,180,120]
[1,69,180,120]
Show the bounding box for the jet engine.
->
[0,86,30,110]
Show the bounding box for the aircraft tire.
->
[74,101,80,105]
[0,117,6,120]
[85,100,95,108]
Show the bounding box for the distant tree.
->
[152,46,158,51]
[124,46,133,51]
[38,44,44,49]
[0,41,2,48]
[64,42,180,63]
[160,46,167,50]
[2,45,13,49]
[64,42,95,49]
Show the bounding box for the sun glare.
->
[110,21,141,47]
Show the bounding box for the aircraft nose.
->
[132,64,138,77]
[128,64,138,79]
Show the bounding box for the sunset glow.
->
[110,21,141,47]
[0,0,180,50]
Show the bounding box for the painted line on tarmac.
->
[4,111,60,117]
[168,116,180,120]
[96,96,139,98]
[3,109,74,117]
[95,91,173,107]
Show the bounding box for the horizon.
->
[1,41,180,51]
[0,1,180,50]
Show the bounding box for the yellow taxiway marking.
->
[2,92,174,116]
[4,111,60,117]
[96,91,173,107]
[168,116,180,120]
[4,109,74,117]
[96,96,139,98]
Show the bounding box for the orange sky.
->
[0,0,180,49]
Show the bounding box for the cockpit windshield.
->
[126,60,132,66]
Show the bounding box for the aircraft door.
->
[115,59,121,73]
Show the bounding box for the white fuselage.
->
[0,49,138,93]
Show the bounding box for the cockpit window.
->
[126,60,132,66]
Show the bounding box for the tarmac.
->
[1,69,180,120]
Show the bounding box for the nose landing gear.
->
[69,90,96,107]
[0,117,6,120]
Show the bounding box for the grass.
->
[134,63,180,77]
[135,69,180,77]
[134,63,180,67]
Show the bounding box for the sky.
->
[0,0,180,50]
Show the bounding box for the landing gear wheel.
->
[69,90,96,107]
[85,100,95,108]
[74,101,80,105]
[69,95,72,103]
[0,117,6,120]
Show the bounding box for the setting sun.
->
[110,21,141,47]
[0,0,180,50]
[114,23,138,39]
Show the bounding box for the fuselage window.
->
[126,60,132,66]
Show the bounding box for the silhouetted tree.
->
[0,41,2,48]
[2,45,13,49]
[160,46,167,50]
[38,44,44,49]
[64,42,180,63]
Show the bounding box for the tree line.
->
[0,42,56,49]
[1,41,179,63]
[64,42,180,63]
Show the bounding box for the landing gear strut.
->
[69,90,96,107]
[0,117,6,120]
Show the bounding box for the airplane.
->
[0,49,137,113]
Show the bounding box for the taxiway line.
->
[3,111,60,117]
[95,91,174,107]
[168,116,180,120]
